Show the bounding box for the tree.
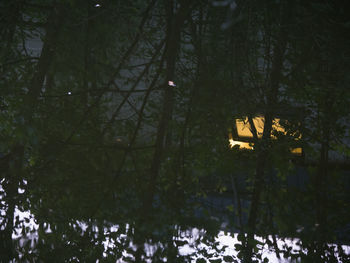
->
[1,0,349,262]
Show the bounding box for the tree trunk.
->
[0,6,63,261]
[26,4,63,110]
[244,1,292,261]
[134,1,194,261]
[142,0,193,220]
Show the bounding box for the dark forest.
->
[1,0,350,262]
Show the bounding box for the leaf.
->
[175,240,188,246]
[237,233,245,242]
[223,255,235,262]
[226,204,234,212]
[234,244,242,250]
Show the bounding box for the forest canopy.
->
[1,0,350,262]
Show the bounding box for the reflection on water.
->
[8,205,350,262]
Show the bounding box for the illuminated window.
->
[229,116,302,155]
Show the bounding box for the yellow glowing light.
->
[235,117,286,139]
[230,116,302,154]
[291,147,302,155]
[229,139,253,150]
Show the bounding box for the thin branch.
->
[101,39,165,136]
[0,57,39,68]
